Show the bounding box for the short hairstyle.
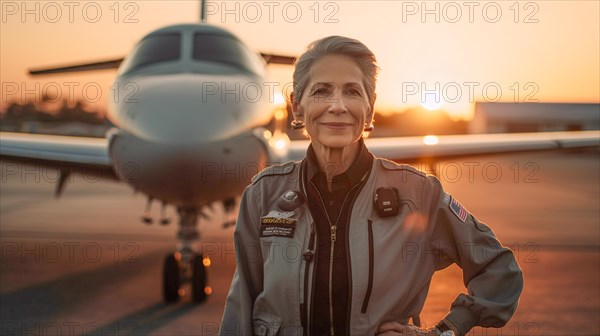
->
[292,36,379,104]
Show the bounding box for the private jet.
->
[1,22,598,304]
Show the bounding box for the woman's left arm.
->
[424,175,524,336]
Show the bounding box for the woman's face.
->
[293,54,374,150]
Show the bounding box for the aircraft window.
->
[193,33,263,75]
[120,33,181,74]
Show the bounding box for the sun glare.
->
[420,97,443,111]
[273,92,286,107]
[423,135,439,145]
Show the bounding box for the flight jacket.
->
[219,157,523,336]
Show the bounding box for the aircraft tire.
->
[191,254,208,303]
[163,254,180,303]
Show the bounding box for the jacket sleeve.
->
[219,184,264,335]
[424,175,524,336]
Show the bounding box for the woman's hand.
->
[375,321,440,336]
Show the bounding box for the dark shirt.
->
[304,140,373,335]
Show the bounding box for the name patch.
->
[260,211,297,238]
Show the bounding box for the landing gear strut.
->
[162,207,210,303]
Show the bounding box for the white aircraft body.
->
[1,22,598,304]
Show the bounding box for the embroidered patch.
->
[449,196,468,222]
[260,211,297,238]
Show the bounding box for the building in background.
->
[470,102,600,134]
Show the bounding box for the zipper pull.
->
[303,250,314,261]
[330,225,337,243]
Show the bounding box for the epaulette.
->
[379,158,426,178]
[251,161,296,185]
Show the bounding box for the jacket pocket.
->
[253,312,281,336]
[361,219,374,314]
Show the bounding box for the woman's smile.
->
[320,122,354,130]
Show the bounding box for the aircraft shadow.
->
[94,303,197,336]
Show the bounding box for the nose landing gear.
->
[162,207,211,303]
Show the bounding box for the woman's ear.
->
[291,92,304,121]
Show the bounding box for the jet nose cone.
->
[115,74,249,144]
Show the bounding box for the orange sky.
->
[1,0,598,120]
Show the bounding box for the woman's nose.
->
[327,91,348,114]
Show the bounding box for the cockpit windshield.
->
[193,33,264,76]
[119,33,181,75]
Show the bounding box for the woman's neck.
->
[312,141,360,191]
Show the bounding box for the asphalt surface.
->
[1,150,598,335]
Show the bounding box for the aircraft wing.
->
[285,131,600,162]
[260,53,296,65]
[29,58,124,75]
[27,53,295,75]
[0,132,117,181]
[2,130,597,182]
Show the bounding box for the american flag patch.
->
[449,196,468,222]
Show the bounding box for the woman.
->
[220,36,523,336]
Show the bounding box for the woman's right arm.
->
[219,185,264,335]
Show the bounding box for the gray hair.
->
[292,36,379,104]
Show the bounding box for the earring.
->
[364,123,374,132]
[291,120,305,130]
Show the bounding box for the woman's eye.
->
[312,88,329,95]
[346,88,362,96]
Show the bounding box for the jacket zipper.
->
[310,181,360,336]
[302,225,315,336]
[328,223,337,336]
[361,219,374,313]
